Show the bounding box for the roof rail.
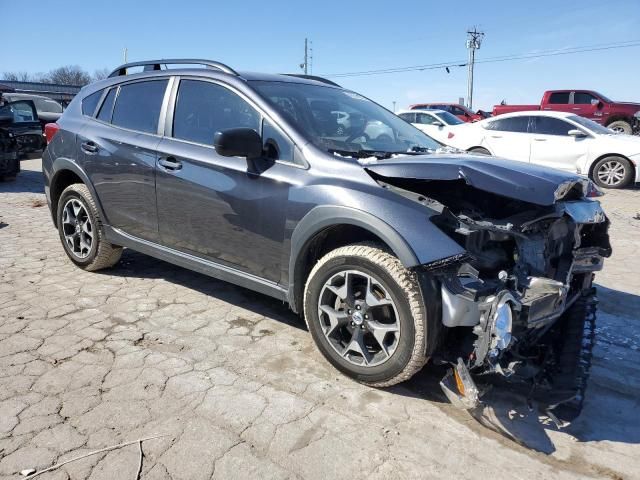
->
[283,74,341,87]
[108,59,239,78]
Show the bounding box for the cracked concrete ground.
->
[1,159,639,480]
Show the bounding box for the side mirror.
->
[432,121,444,127]
[568,129,587,138]
[214,128,263,159]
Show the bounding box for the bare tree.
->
[92,68,111,81]
[46,66,92,86]
[2,71,33,81]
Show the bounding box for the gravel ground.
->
[1,159,639,480]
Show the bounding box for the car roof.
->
[83,68,342,99]
[4,92,58,101]
[397,109,447,115]
[412,102,462,106]
[487,110,574,120]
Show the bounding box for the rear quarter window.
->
[111,80,168,134]
[82,90,103,116]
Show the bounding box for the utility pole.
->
[465,28,484,110]
[392,101,396,112]
[123,48,128,63]
[300,38,311,75]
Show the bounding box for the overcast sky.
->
[2,0,639,111]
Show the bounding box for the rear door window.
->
[111,80,168,134]
[172,79,260,145]
[548,92,570,104]
[82,90,103,116]
[398,113,415,122]
[485,116,530,133]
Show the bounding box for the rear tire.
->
[57,184,122,271]
[591,156,633,189]
[468,147,491,155]
[303,243,437,387]
[606,120,632,135]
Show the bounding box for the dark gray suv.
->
[43,59,611,421]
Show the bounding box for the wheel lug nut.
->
[355,305,361,310]
[348,310,352,314]
[350,321,355,326]
[364,314,369,319]
[360,325,365,329]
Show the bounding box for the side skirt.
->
[104,226,289,303]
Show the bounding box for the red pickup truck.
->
[493,90,640,134]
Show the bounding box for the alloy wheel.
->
[317,269,400,367]
[61,198,94,259]
[596,160,626,186]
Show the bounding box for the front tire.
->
[591,156,634,189]
[303,243,435,387]
[606,120,632,135]
[57,184,122,271]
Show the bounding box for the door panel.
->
[529,116,589,172]
[78,122,161,241]
[155,78,295,283]
[529,135,588,172]
[484,131,531,162]
[482,116,532,162]
[77,79,169,242]
[155,138,292,282]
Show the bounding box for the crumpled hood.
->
[363,153,588,206]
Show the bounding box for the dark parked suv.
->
[43,59,611,421]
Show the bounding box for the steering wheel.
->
[345,126,369,144]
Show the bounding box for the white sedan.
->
[397,109,464,145]
[447,111,640,188]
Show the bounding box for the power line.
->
[323,40,640,78]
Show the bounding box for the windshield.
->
[568,115,613,135]
[436,111,464,125]
[250,81,441,158]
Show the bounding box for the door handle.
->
[81,141,98,154]
[158,156,182,171]
[572,107,581,110]
[533,138,547,141]
[490,135,502,139]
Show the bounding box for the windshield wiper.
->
[329,148,396,159]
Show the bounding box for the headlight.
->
[492,299,513,351]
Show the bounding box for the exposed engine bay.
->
[371,173,611,424]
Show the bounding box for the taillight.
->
[448,132,455,139]
[44,123,60,144]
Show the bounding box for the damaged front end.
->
[367,159,611,423]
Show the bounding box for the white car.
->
[397,109,464,145]
[448,111,640,188]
